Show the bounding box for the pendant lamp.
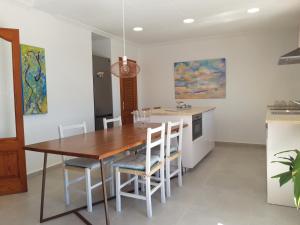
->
[111,0,141,78]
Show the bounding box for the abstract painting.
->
[21,44,48,114]
[174,58,226,99]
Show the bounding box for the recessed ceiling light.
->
[133,27,143,32]
[247,8,260,14]
[183,18,195,24]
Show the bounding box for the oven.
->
[192,113,202,141]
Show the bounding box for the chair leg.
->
[116,169,121,212]
[145,176,152,218]
[109,162,115,197]
[160,165,166,203]
[166,159,171,198]
[134,175,139,195]
[141,177,145,193]
[63,169,70,205]
[85,168,93,213]
[178,155,183,187]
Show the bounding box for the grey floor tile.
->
[1,144,299,225]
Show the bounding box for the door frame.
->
[0,28,27,195]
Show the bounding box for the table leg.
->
[40,153,48,223]
[100,159,110,225]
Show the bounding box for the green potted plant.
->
[272,149,300,209]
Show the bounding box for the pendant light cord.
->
[122,0,126,58]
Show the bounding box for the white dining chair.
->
[113,123,166,218]
[165,119,183,197]
[58,122,114,213]
[103,116,122,129]
[140,119,184,197]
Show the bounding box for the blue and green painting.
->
[21,44,47,114]
[174,58,226,99]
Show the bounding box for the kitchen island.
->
[150,106,215,168]
[266,110,300,207]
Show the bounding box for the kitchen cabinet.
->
[266,110,300,207]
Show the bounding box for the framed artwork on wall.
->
[21,44,48,115]
[174,58,226,99]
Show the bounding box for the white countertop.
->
[150,106,215,116]
[266,110,300,124]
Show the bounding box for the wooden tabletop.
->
[25,123,165,160]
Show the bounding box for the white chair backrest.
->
[166,120,183,157]
[58,122,87,138]
[58,122,87,162]
[145,123,165,174]
[103,116,122,130]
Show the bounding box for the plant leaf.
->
[274,150,299,157]
[293,174,300,209]
[271,161,292,166]
[272,171,290,179]
[272,171,293,186]
[277,156,293,161]
[293,153,300,170]
[279,171,293,187]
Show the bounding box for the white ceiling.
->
[18,0,300,44]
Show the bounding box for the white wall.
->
[92,37,111,58]
[139,30,300,144]
[0,1,95,174]
[110,39,141,117]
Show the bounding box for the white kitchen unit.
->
[266,110,300,207]
[150,107,215,168]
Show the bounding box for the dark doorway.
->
[92,56,113,130]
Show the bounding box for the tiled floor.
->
[1,143,300,225]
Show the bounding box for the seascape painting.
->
[21,44,48,114]
[174,58,226,99]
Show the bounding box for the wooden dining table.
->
[25,122,166,225]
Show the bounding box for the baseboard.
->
[215,141,266,148]
[27,162,62,178]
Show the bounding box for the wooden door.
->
[0,28,27,195]
[119,58,138,124]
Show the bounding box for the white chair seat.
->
[132,144,146,153]
[65,158,100,169]
[113,154,160,171]
[65,156,115,169]
[140,145,177,156]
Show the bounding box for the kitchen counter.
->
[266,109,300,207]
[150,106,215,168]
[266,110,300,124]
[151,106,215,116]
